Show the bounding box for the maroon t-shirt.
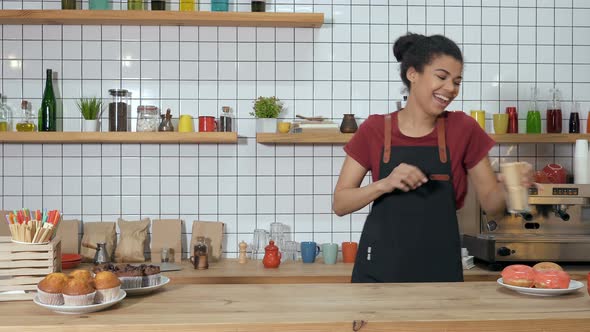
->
[343,111,494,210]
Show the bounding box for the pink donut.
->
[501,264,535,288]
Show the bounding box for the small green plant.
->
[76,97,103,120]
[250,96,283,118]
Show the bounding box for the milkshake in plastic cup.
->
[501,162,530,213]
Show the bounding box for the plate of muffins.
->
[34,270,126,314]
[92,263,168,296]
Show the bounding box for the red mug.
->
[199,116,217,132]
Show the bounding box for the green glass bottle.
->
[39,69,57,131]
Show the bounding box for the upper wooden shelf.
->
[257,132,589,144]
[0,10,324,28]
[0,132,238,144]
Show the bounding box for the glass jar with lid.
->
[136,105,160,132]
[108,89,129,132]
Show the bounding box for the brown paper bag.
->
[190,221,224,262]
[55,219,80,254]
[81,222,117,263]
[151,219,182,263]
[115,218,150,263]
[0,210,11,236]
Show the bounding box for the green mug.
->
[322,243,338,265]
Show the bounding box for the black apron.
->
[351,113,463,283]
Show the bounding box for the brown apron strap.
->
[437,116,447,164]
[383,115,392,163]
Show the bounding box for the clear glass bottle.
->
[16,100,35,132]
[219,106,234,132]
[546,88,562,134]
[0,94,11,132]
[136,105,160,132]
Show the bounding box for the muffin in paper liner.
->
[36,287,64,305]
[119,276,143,289]
[142,273,161,287]
[95,285,121,303]
[63,291,97,306]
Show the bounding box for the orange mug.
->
[199,116,217,132]
[342,242,358,263]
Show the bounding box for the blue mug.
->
[301,241,320,263]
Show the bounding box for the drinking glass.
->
[283,241,298,262]
[251,229,268,260]
[269,222,285,250]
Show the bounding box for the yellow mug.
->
[493,113,509,134]
[277,121,291,134]
[178,115,194,133]
[470,110,486,130]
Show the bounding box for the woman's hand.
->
[379,163,428,193]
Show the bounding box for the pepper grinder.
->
[158,108,174,132]
[239,241,248,264]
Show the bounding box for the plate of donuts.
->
[497,278,583,296]
[497,262,584,296]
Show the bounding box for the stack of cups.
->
[501,162,530,213]
[574,139,589,184]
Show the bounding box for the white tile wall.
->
[1,1,589,257]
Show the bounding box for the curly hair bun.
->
[393,33,427,62]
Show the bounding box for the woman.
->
[333,33,532,283]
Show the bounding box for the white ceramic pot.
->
[256,118,278,133]
[83,119,99,132]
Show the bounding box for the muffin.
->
[37,273,68,305]
[62,278,96,306]
[69,269,93,285]
[142,265,161,287]
[115,265,143,289]
[94,271,121,303]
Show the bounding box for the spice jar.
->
[108,89,129,132]
[136,105,159,132]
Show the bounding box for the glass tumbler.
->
[283,241,298,262]
[251,229,269,260]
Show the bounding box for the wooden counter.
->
[2,282,590,331]
[71,259,590,284]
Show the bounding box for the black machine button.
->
[497,247,511,256]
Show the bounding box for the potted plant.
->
[76,97,103,132]
[250,96,283,133]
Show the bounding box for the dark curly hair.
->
[393,33,463,90]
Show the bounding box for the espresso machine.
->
[463,184,590,268]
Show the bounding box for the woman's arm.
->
[333,155,428,216]
[467,157,506,216]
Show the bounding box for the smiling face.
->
[406,54,463,117]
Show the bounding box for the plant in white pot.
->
[250,96,283,133]
[76,97,103,132]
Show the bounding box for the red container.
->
[262,240,281,268]
[198,116,217,132]
[543,164,567,184]
[506,107,518,133]
[547,108,563,133]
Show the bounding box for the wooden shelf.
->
[0,10,324,28]
[257,132,354,144]
[258,132,588,145]
[489,133,588,144]
[0,132,238,144]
